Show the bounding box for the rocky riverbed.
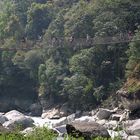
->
[0,108,140,140]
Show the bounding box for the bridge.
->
[0,33,139,51]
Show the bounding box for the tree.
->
[26,2,53,39]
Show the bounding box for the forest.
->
[0,0,140,112]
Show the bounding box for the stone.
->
[108,130,128,140]
[41,108,60,119]
[127,135,140,140]
[0,114,8,124]
[67,114,75,124]
[104,121,118,130]
[66,121,109,139]
[54,125,67,136]
[4,110,25,121]
[96,120,107,126]
[21,127,34,135]
[3,116,34,130]
[29,103,42,116]
[97,108,113,120]
[59,103,69,117]
[75,116,94,122]
[52,117,67,128]
[82,111,91,116]
[0,123,11,133]
[111,114,121,121]
[124,119,140,137]
[91,109,98,116]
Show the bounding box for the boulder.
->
[66,121,109,139]
[4,110,25,121]
[127,135,140,140]
[0,114,8,124]
[54,125,67,136]
[3,116,34,130]
[124,119,140,137]
[29,103,42,116]
[41,108,60,119]
[52,117,67,128]
[97,108,114,120]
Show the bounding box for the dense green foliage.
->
[0,0,140,110]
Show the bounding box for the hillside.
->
[0,0,139,113]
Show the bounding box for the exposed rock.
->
[124,119,140,137]
[0,123,11,133]
[67,114,75,124]
[54,125,67,136]
[21,127,34,135]
[59,103,69,117]
[52,117,67,128]
[0,98,36,113]
[4,110,25,121]
[96,120,107,126]
[91,109,98,116]
[107,130,128,140]
[75,110,82,118]
[104,121,118,130]
[41,108,60,119]
[3,116,34,130]
[66,121,109,139]
[0,114,8,124]
[75,116,95,122]
[51,115,61,120]
[111,114,121,121]
[117,89,140,111]
[127,135,140,140]
[29,103,42,116]
[82,111,91,116]
[97,108,114,120]
[0,113,4,115]
[31,116,50,128]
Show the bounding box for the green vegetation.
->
[0,0,140,111]
[0,127,120,140]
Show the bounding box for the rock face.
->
[0,97,38,113]
[66,121,109,139]
[117,89,140,111]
